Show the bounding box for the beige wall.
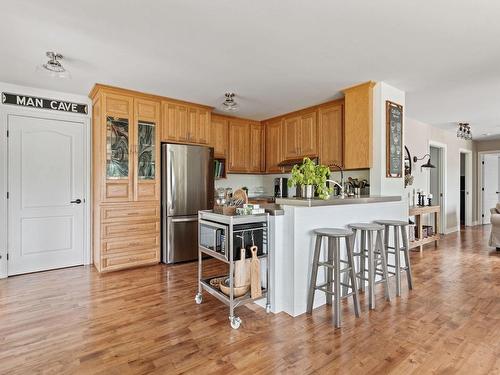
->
[404,117,477,232]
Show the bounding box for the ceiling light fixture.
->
[221,92,239,112]
[37,51,71,79]
[457,122,472,140]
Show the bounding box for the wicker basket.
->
[213,205,237,216]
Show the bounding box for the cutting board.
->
[250,245,262,299]
[234,248,250,288]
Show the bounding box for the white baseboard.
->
[444,226,459,235]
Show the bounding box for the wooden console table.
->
[409,205,440,252]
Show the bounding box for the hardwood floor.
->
[0,226,499,374]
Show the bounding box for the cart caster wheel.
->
[195,293,203,304]
[266,305,271,314]
[229,316,241,329]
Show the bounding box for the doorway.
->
[428,142,446,234]
[459,150,473,227]
[7,114,86,275]
[481,153,500,224]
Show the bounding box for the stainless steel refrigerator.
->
[161,143,214,263]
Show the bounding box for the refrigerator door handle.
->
[171,217,198,223]
[169,149,176,214]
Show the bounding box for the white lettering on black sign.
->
[2,92,88,114]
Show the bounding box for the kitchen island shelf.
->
[196,211,271,329]
[200,277,268,309]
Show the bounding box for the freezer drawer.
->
[164,216,198,263]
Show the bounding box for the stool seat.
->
[314,228,353,237]
[374,219,408,227]
[348,222,384,231]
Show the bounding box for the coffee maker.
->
[274,177,288,198]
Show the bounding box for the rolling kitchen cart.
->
[195,210,271,329]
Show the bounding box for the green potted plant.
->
[288,157,333,200]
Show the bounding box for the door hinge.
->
[6,253,8,261]
[482,187,484,191]
[6,130,9,138]
[482,161,484,165]
[6,192,9,199]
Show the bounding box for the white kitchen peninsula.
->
[267,196,406,317]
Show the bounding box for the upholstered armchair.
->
[489,203,500,250]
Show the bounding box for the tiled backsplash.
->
[215,169,370,197]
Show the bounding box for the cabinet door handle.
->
[70,199,82,204]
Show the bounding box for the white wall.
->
[370,82,406,197]
[0,81,91,278]
[404,117,476,232]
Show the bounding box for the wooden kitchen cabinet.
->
[265,118,283,173]
[299,110,318,156]
[197,109,210,144]
[89,84,161,272]
[249,122,264,172]
[227,118,264,173]
[228,119,249,172]
[343,81,375,169]
[319,101,344,168]
[282,110,318,160]
[161,100,212,145]
[282,115,301,160]
[211,115,229,158]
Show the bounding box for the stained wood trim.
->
[263,98,345,123]
[341,80,376,93]
[89,83,213,110]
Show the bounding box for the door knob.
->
[70,199,82,204]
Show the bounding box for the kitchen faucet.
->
[328,163,346,198]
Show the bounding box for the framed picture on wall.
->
[386,100,403,178]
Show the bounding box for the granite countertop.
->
[275,195,401,207]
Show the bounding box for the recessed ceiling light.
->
[37,51,71,79]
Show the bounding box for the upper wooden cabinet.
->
[227,118,263,173]
[197,109,210,144]
[249,123,264,172]
[211,115,229,158]
[282,110,318,160]
[134,98,161,202]
[343,81,375,169]
[100,93,135,202]
[300,111,318,156]
[95,92,160,203]
[228,119,249,172]
[283,115,301,160]
[265,118,283,173]
[319,102,344,168]
[161,100,211,145]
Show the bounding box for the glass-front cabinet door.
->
[103,93,134,202]
[137,121,155,180]
[134,98,160,201]
[106,117,130,179]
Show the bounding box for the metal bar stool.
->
[348,223,391,310]
[375,220,413,296]
[307,228,360,328]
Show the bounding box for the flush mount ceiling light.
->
[457,122,472,140]
[221,92,239,112]
[37,51,71,78]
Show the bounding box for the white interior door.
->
[8,114,85,275]
[482,154,500,224]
